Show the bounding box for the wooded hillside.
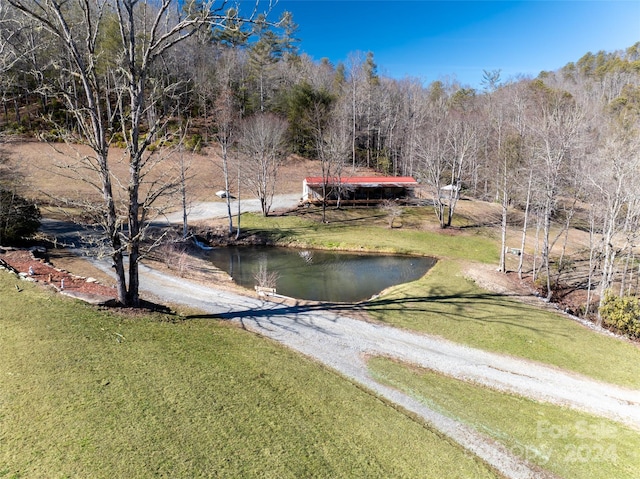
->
[1,0,638,318]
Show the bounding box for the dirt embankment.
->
[1,247,117,303]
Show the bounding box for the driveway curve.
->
[85,258,640,479]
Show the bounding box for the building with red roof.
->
[302,176,418,205]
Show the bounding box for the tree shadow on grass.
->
[186,287,571,340]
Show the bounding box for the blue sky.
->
[267,1,640,88]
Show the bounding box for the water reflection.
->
[207,246,436,302]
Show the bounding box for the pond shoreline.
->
[203,244,436,303]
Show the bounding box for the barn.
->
[302,176,418,205]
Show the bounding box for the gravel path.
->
[84,258,640,479]
[160,194,301,223]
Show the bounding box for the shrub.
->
[533,273,549,296]
[109,131,127,149]
[0,189,41,245]
[599,290,640,338]
[381,199,403,229]
[184,134,203,153]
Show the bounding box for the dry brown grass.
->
[453,197,592,257]
[2,138,323,208]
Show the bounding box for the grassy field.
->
[369,357,640,479]
[240,208,500,263]
[367,260,640,388]
[0,272,499,478]
[239,208,640,389]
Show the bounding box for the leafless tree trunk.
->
[532,208,542,283]
[316,108,350,221]
[492,82,528,274]
[619,198,640,296]
[588,122,640,324]
[444,119,475,228]
[347,53,361,170]
[415,81,449,227]
[499,162,508,272]
[417,134,447,228]
[553,195,579,289]
[239,112,288,216]
[328,98,351,209]
[585,206,599,317]
[180,158,189,240]
[236,155,241,240]
[517,169,533,279]
[176,126,195,240]
[214,85,239,235]
[7,0,267,306]
[528,84,585,300]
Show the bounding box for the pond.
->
[206,246,436,303]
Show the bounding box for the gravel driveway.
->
[83,258,640,479]
[160,193,301,223]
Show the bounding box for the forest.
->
[0,0,639,323]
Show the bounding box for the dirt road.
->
[83,258,640,479]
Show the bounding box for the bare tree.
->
[347,52,361,170]
[443,88,478,228]
[178,148,191,239]
[393,78,429,177]
[174,121,197,240]
[5,0,270,306]
[317,106,350,221]
[0,3,38,125]
[346,51,380,169]
[415,82,479,229]
[416,81,449,228]
[527,81,585,300]
[588,121,640,322]
[239,112,288,216]
[214,84,239,235]
[517,167,534,279]
[325,93,351,209]
[381,199,402,228]
[490,81,529,273]
[480,70,507,271]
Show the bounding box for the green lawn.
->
[369,357,640,479]
[241,208,500,263]
[240,208,640,389]
[0,272,498,478]
[367,260,640,388]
